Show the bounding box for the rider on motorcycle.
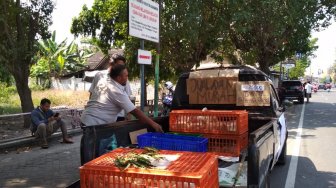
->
[161,81,174,116]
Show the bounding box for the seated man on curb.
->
[31,98,73,149]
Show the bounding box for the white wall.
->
[51,77,92,91]
[51,77,156,100]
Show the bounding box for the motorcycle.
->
[161,81,174,117]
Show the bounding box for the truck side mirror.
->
[278,106,286,112]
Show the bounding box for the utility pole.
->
[310,65,312,82]
[140,40,145,111]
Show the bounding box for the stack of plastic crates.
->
[137,132,208,152]
[169,110,248,156]
[80,148,219,188]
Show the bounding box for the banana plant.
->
[32,31,94,87]
[37,31,67,78]
[62,41,94,73]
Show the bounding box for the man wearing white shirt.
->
[81,64,163,132]
[305,81,313,102]
[89,54,132,121]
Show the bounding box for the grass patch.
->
[0,89,89,115]
[0,104,22,114]
[32,89,90,108]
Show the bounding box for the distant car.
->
[318,84,326,90]
[280,80,304,104]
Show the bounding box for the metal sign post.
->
[129,0,160,112]
[137,47,152,111]
[281,58,296,80]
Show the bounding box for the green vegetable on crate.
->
[143,147,164,160]
[143,147,159,153]
[114,148,163,171]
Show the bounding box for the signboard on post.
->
[129,0,160,43]
[282,59,295,68]
[137,49,152,65]
[283,64,295,69]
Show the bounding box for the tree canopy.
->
[0,0,54,126]
[0,66,13,85]
[71,0,228,80]
[214,0,336,73]
[327,56,336,83]
[69,0,335,76]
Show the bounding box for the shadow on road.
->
[284,99,336,140]
[272,95,336,187]
[271,155,336,188]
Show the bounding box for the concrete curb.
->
[0,128,83,152]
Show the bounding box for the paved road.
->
[0,135,81,188]
[270,89,336,188]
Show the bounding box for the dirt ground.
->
[0,123,31,140]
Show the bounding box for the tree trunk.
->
[259,63,270,75]
[258,56,271,75]
[11,64,34,128]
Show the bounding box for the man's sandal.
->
[41,144,49,149]
[62,139,73,144]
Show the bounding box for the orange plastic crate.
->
[80,148,219,188]
[169,110,248,135]
[205,132,248,157]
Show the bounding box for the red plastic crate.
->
[169,110,248,135]
[80,148,219,188]
[205,132,248,157]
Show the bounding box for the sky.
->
[310,22,336,76]
[49,0,94,43]
[50,0,336,77]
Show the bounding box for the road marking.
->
[285,103,305,188]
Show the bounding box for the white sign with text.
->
[241,84,265,91]
[283,64,295,69]
[137,49,152,65]
[129,0,159,43]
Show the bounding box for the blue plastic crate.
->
[137,132,208,152]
